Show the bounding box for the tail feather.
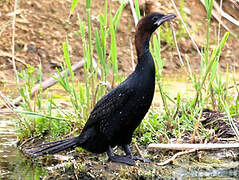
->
[26,137,81,156]
[25,138,71,149]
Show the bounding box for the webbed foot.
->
[109,154,135,166]
[107,146,135,165]
[131,155,150,163]
[123,144,150,163]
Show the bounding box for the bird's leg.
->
[123,144,150,163]
[106,145,135,165]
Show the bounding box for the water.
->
[1,75,239,179]
[1,115,239,179]
[0,116,17,177]
[0,116,46,179]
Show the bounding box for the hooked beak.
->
[154,14,176,26]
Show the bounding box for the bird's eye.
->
[152,16,158,22]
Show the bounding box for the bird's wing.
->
[82,84,135,131]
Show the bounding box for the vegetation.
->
[15,0,238,148]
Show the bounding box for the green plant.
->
[15,0,238,145]
[133,0,238,144]
[16,0,126,139]
[17,65,42,111]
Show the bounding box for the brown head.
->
[135,12,176,57]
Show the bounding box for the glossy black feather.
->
[27,12,176,165]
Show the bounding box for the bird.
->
[26,12,176,166]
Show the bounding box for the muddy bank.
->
[13,147,239,179]
[0,0,239,85]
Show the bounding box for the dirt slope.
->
[0,0,238,85]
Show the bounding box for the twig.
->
[218,137,239,141]
[1,56,110,109]
[0,90,25,124]
[129,0,138,26]
[169,22,184,66]
[218,0,223,45]
[12,0,19,85]
[92,57,102,78]
[157,149,197,166]
[129,37,135,71]
[200,0,236,36]
[211,11,235,36]
[148,143,239,151]
[134,142,143,157]
[0,50,27,67]
[0,91,19,112]
[170,0,203,59]
[225,83,239,90]
[160,44,169,52]
[3,60,85,108]
[213,0,239,27]
[231,0,239,8]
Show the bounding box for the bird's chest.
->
[125,73,155,124]
[134,84,154,114]
[134,68,155,107]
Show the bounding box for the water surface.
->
[0,116,46,179]
[1,74,239,179]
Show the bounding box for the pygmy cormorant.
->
[27,12,176,166]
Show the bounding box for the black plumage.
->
[27,12,176,165]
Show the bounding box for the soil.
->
[0,0,239,86]
[22,143,239,179]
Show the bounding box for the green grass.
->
[14,0,238,145]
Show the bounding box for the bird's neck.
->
[135,30,151,58]
[136,47,154,70]
[134,30,155,75]
[135,42,155,76]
